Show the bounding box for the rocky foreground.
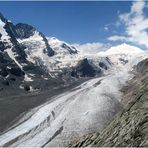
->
[70,58,148,147]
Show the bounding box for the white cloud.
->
[73,42,108,55]
[107,35,127,41]
[104,26,109,31]
[108,0,148,48]
[131,0,145,14]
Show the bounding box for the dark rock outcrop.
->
[15,23,54,56]
[15,23,36,39]
[61,43,77,54]
[7,67,25,77]
[99,62,107,70]
[71,58,101,78]
[0,51,24,78]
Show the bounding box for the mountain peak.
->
[48,37,78,54]
[105,43,144,55]
[15,23,37,39]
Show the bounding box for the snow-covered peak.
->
[48,37,64,50]
[97,43,146,68]
[105,43,144,55]
[16,23,54,57]
[48,37,63,44]
[48,37,77,55]
[15,23,44,42]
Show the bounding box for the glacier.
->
[0,52,145,147]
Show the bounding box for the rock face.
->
[15,23,54,56]
[61,43,77,54]
[70,58,148,147]
[0,13,64,98]
[0,14,26,79]
[71,58,101,77]
[15,23,37,39]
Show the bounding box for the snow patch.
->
[0,19,10,42]
[24,74,33,82]
[5,48,23,70]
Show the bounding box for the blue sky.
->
[0,1,148,51]
[0,1,132,44]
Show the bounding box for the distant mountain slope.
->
[1,12,148,94]
[0,13,64,96]
[1,12,146,82]
[15,23,112,78]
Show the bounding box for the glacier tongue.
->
[0,61,133,147]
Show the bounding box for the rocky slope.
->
[70,58,148,147]
[0,12,65,96]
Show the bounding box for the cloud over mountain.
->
[108,0,148,48]
[73,42,108,55]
